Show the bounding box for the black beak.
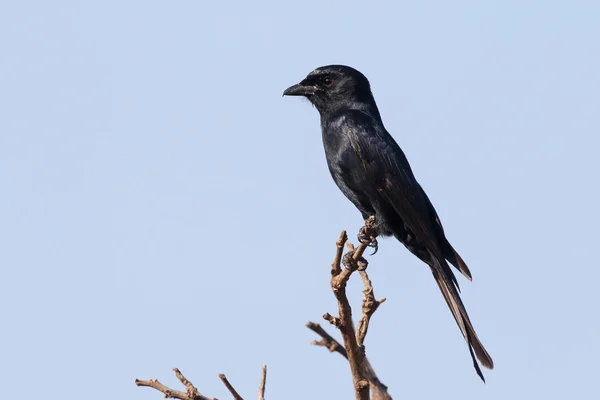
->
[282,83,316,97]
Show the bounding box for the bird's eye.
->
[322,77,333,87]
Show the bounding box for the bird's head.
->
[283,65,375,114]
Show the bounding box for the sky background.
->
[1,1,599,399]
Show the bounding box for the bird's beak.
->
[282,83,316,97]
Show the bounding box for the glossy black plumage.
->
[283,65,493,381]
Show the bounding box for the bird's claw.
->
[342,251,369,271]
[358,227,378,255]
[367,238,378,255]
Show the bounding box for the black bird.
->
[283,65,494,381]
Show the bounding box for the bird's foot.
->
[342,250,368,271]
[358,226,378,255]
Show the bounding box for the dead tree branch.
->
[137,218,392,400]
[307,321,392,400]
[218,374,243,400]
[135,368,215,400]
[306,217,392,400]
[136,366,266,400]
[258,364,267,400]
[315,217,390,400]
[306,321,348,358]
[326,230,369,400]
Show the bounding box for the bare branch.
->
[306,321,347,358]
[356,270,387,348]
[219,374,243,400]
[137,367,266,400]
[174,368,206,400]
[311,217,392,400]
[135,379,191,400]
[258,364,267,400]
[331,230,347,275]
[308,322,392,400]
[322,219,378,400]
[135,368,215,400]
[362,358,393,400]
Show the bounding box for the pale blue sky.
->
[1,1,599,399]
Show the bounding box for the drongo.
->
[283,65,494,381]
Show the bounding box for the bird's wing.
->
[343,110,442,254]
[344,110,493,376]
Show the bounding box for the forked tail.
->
[431,256,494,381]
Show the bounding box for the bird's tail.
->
[431,255,494,381]
[444,242,472,282]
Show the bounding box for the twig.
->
[356,270,387,348]
[135,368,215,400]
[218,374,243,400]
[306,321,348,358]
[331,230,348,275]
[258,364,267,400]
[134,378,191,400]
[175,368,205,400]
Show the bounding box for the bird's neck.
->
[319,101,383,126]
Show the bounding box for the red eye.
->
[323,77,333,87]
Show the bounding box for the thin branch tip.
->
[258,364,267,400]
[219,373,243,400]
